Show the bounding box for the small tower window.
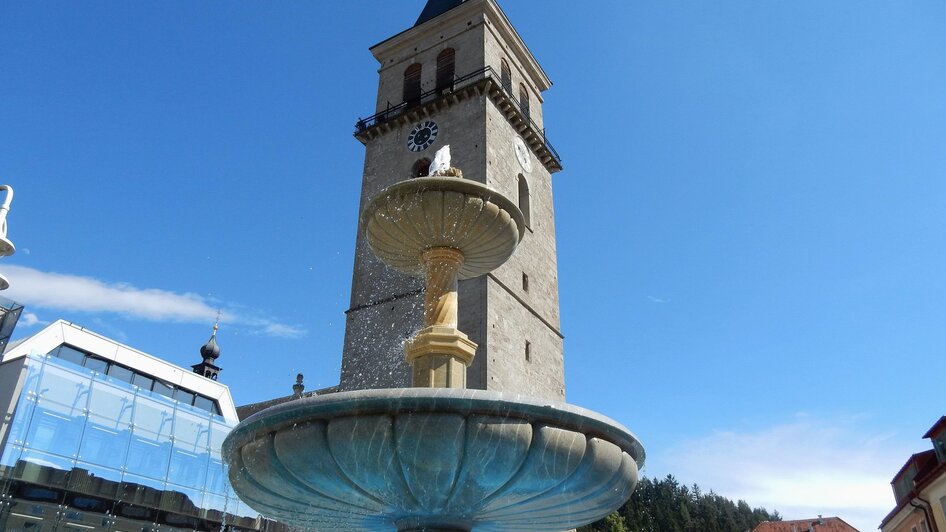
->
[519,83,531,122]
[436,48,456,92]
[404,63,422,106]
[525,341,531,362]
[412,158,431,178]
[522,272,529,292]
[500,58,512,93]
[518,174,531,228]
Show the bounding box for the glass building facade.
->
[0,339,285,531]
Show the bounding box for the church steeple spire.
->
[192,316,223,381]
[415,0,467,27]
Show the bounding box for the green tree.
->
[579,475,780,532]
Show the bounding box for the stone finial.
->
[292,373,305,398]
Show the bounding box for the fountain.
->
[223,149,645,531]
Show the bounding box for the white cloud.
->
[256,322,307,339]
[649,415,915,532]
[19,311,48,328]
[0,265,306,338]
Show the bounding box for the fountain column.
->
[404,247,477,389]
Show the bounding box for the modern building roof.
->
[1,319,239,422]
[415,0,467,27]
[754,516,859,532]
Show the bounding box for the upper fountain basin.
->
[361,177,525,280]
[223,388,645,532]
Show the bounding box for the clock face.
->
[407,120,439,152]
[514,136,532,172]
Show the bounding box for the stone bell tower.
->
[340,0,565,400]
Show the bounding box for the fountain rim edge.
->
[223,387,646,469]
[360,176,527,244]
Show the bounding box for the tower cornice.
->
[370,0,551,93]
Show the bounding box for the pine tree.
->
[578,475,780,532]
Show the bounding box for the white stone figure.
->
[429,145,451,176]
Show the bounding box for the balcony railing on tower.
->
[354,66,562,169]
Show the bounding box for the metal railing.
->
[355,66,561,165]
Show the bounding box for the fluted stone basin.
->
[223,388,645,532]
[362,177,525,280]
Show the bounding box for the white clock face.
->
[514,136,532,172]
[407,120,439,152]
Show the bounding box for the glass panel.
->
[19,356,43,397]
[15,448,75,487]
[132,393,175,438]
[25,401,87,459]
[205,457,226,495]
[120,471,166,509]
[173,387,196,406]
[77,422,130,470]
[125,429,171,481]
[5,394,37,446]
[106,363,134,384]
[36,364,91,407]
[152,380,174,399]
[88,379,134,428]
[70,460,122,499]
[82,356,108,374]
[0,443,24,468]
[201,490,227,513]
[174,409,210,452]
[208,422,230,454]
[164,482,202,516]
[168,447,208,489]
[193,394,214,413]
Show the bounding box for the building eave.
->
[923,415,946,439]
[369,0,552,92]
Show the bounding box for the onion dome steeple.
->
[201,323,221,360]
[192,319,223,381]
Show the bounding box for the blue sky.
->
[2,1,945,529]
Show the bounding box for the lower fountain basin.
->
[223,388,645,532]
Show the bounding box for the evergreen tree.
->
[578,475,781,532]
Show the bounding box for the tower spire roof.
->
[415,0,467,27]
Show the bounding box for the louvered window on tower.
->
[519,83,530,121]
[436,48,455,91]
[518,174,531,228]
[404,63,422,106]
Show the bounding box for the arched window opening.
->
[403,63,422,106]
[500,59,512,93]
[519,83,530,122]
[412,158,431,178]
[518,174,531,228]
[436,48,456,92]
